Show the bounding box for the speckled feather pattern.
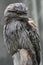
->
[3,19,40,65]
[3,3,40,65]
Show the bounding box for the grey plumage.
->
[3,3,41,65]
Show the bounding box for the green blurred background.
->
[0,0,43,65]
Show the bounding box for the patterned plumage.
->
[3,3,41,65]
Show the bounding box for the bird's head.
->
[4,3,28,22]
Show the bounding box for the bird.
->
[3,3,41,65]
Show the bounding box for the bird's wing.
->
[26,18,41,65]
